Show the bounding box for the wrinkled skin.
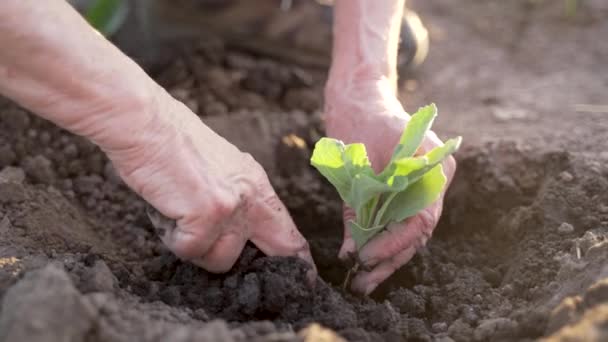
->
[326,0,456,294]
[325,79,456,294]
[0,0,314,277]
[0,0,455,294]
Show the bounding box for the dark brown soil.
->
[1,1,608,341]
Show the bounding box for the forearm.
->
[0,0,163,150]
[327,0,404,95]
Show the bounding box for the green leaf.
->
[425,137,462,165]
[85,0,128,37]
[310,138,376,206]
[380,156,426,188]
[310,138,352,202]
[349,220,385,251]
[379,164,447,227]
[399,136,462,185]
[309,103,462,252]
[349,174,390,213]
[391,104,438,160]
[344,144,371,171]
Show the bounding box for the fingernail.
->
[364,282,378,296]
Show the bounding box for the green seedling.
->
[310,104,461,288]
[85,0,129,37]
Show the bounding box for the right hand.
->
[102,90,316,275]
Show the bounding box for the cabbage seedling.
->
[311,104,461,253]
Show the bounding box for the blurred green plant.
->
[85,0,128,36]
[565,0,579,18]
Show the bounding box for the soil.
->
[1,1,608,341]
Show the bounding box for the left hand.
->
[324,78,456,295]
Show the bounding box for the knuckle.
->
[262,193,284,212]
[201,182,242,221]
[378,230,407,260]
[208,194,239,221]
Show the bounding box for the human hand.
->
[0,0,315,278]
[324,78,456,295]
[105,94,316,276]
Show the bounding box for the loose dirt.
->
[1,1,607,341]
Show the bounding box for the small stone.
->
[0,166,26,183]
[559,171,574,182]
[432,322,448,333]
[557,222,575,235]
[599,204,608,214]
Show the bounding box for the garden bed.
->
[1,1,607,341]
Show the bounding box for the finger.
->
[249,191,317,281]
[147,203,225,261]
[191,231,248,273]
[351,245,417,295]
[338,205,356,260]
[164,211,226,261]
[359,201,441,267]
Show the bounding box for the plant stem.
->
[372,192,398,228]
[364,195,380,229]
